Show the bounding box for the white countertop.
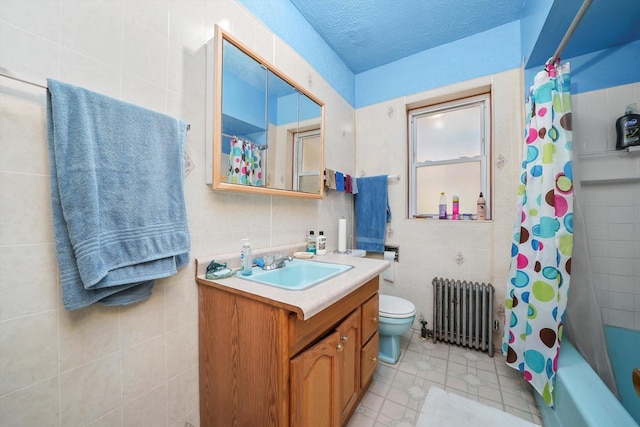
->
[196,246,389,320]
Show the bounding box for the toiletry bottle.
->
[616,103,640,150]
[240,239,252,276]
[307,230,316,254]
[477,192,486,220]
[316,231,327,255]
[439,192,447,219]
[452,195,459,220]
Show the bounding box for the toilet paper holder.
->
[384,245,399,262]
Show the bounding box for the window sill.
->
[412,215,491,222]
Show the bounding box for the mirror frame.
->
[210,25,325,199]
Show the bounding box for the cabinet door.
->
[290,330,341,427]
[361,294,379,345]
[361,332,379,388]
[338,309,361,425]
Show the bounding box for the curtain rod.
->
[547,0,592,65]
[0,69,191,130]
[222,132,267,149]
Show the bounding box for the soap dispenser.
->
[240,239,252,276]
[307,230,316,254]
[616,103,640,150]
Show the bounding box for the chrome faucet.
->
[262,254,293,271]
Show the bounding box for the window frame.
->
[408,94,491,219]
[293,128,321,192]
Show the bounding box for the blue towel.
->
[47,79,190,310]
[355,176,391,253]
[335,171,345,191]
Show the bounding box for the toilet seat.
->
[379,295,416,318]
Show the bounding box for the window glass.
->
[415,105,482,162]
[293,129,321,192]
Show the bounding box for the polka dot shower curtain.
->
[227,137,263,186]
[502,61,573,406]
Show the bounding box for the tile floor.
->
[347,329,543,426]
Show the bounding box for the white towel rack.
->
[0,68,191,130]
[0,69,47,89]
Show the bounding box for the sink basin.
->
[240,259,352,290]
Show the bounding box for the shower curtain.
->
[227,136,263,186]
[502,61,574,406]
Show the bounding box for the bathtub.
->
[535,338,638,427]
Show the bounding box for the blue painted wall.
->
[525,39,640,96]
[240,0,639,108]
[520,0,554,67]
[237,0,355,106]
[355,22,521,108]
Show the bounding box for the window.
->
[409,94,490,219]
[293,129,321,193]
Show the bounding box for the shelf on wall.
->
[577,146,640,184]
[625,145,640,154]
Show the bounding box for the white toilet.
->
[378,294,416,364]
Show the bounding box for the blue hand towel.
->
[335,171,345,191]
[47,79,190,310]
[355,176,391,253]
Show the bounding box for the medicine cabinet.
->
[206,25,325,199]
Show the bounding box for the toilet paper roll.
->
[338,218,347,253]
[382,250,395,282]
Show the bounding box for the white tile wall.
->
[564,82,640,330]
[0,1,355,425]
[578,179,640,329]
[355,69,525,345]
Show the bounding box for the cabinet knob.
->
[370,317,378,323]
[336,342,344,352]
[370,356,377,362]
[340,336,348,343]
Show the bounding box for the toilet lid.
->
[379,294,416,318]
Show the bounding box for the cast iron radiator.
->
[432,277,495,357]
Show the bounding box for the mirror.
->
[206,25,325,198]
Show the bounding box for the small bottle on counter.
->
[316,231,327,255]
[240,239,252,276]
[307,230,316,254]
[477,192,486,220]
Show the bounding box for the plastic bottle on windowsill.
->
[452,195,459,220]
[439,192,447,219]
[477,192,486,220]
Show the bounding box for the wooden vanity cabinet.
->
[198,276,379,427]
[360,294,379,388]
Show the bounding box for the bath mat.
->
[416,386,540,427]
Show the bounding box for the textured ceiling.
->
[289,0,523,73]
[289,0,640,73]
